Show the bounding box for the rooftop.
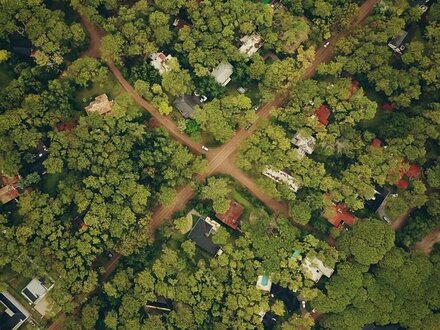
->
[0,185,19,205]
[239,33,263,57]
[302,257,334,283]
[0,291,30,330]
[84,94,113,115]
[21,278,51,304]
[150,52,173,75]
[210,62,234,86]
[172,94,203,119]
[324,202,357,228]
[187,217,222,256]
[215,200,244,230]
[256,275,272,292]
[314,105,331,126]
[292,132,316,158]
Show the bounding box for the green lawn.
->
[41,173,64,196]
[74,73,122,108]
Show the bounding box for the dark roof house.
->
[188,217,222,256]
[270,284,299,313]
[215,200,244,230]
[365,186,391,212]
[0,291,30,330]
[172,94,203,119]
[388,30,409,54]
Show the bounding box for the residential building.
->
[388,30,409,54]
[85,94,114,115]
[0,176,20,205]
[172,94,203,119]
[302,257,334,283]
[187,216,222,256]
[210,62,233,86]
[262,167,300,192]
[394,163,422,189]
[270,284,299,313]
[0,291,30,330]
[292,132,316,159]
[21,278,53,305]
[256,275,272,292]
[410,0,430,13]
[215,200,244,230]
[324,202,357,228]
[314,104,331,126]
[365,186,391,213]
[150,52,173,75]
[239,33,263,57]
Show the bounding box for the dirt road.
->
[414,228,440,254]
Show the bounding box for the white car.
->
[324,41,330,48]
[202,146,209,152]
[301,301,306,308]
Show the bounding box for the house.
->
[0,291,30,330]
[302,257,334,283]
[0,175,20,205]
[348,80,360,99]
[394,163,422,189]
[172,18,191,30]
[210,62,234,86]
[239,33,263,57]
[371,138,383,148]
[21,278,53,305]
[365,186,391,212]
[292,132,316,158]
[172,94,203,119]
[410,0,430,13]
[324,202,357,228]
[215,200,244,230]
[270,284,299,313]
[388,30,409,54]
[187,216,222,256]
[150,52,173,75]
[85,94,114,115]
[145,297,173,315]
[314,104,331,126]
[263,167,300,192]
[382,102,396,112]
[256,275,272,292]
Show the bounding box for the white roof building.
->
[302,257,334,283]
[256,275,272,292]
[262,167,300,192]
[211,62,234,86]
[239,33,263,57]
[292,132,316,159]
[150,52,173,75]
[21,278,53,305]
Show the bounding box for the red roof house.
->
[348,80,360,99]
[324,203,357,228]
[382,103,395,112]
[215,200,244,230]
[56,121,77,132]
[0,185,19,204]
[371,138,383,148]
[315,105,331,126]
[393,163,422,189]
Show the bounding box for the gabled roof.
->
[324,202,357,228]
[211,62,233,86]
[371,138,383,148]
[0,291,30,330]
[0,185,19,204]
[187,217,221,256]
[215,200,244,230]
[172,94,202,119]
[388,30,408,49]
[314,105,331,126]
[393,163,422,189]
[302,257,334,282]
[85,94,113,115]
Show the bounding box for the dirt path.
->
[391,208,414,231]
[414,228,440,254]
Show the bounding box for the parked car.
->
[202,145,209,152]
[324,41,330,48]
[245,122,252,130]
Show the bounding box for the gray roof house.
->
[173,94,203,119]
[388,30,409,54]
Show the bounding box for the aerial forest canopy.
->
[0,0,439,330]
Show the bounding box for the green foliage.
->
[201,177,232,214]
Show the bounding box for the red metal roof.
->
[348,80,360,99]
[371,138,382,148]
[215,201,244,230]
[56,121,77,132]
[315,105,331,126]
[324,203,357,228]
[395,179,409,189]
[0,185,19,204]
[1,175,20,186]
[394,163,422,189]
[382,103,395,112]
